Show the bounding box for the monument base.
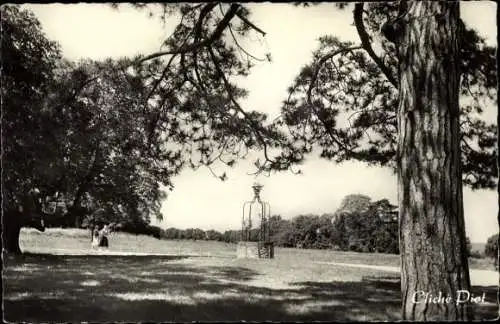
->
[236,241,274,259]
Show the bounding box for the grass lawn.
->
[19,228,498,270]
[2,229,498,322]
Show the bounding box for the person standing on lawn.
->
[91,225,101,249]
[98,223,110,248]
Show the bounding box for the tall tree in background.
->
[122,2,496,320]
[51,59,180,230]
[334,194,372,215]
[332,195,398,253]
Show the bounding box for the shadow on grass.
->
[3,253,498,322]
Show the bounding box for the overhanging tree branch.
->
[354,3,398,87]
[145,53,178,101]
[228,21,267,62]
[235,10,266,36]
[137,4,241,63]
[194,3,218,41]
[207,46,275,169]
[53,75,99,113]
[307,46,362,103]
[306,46,362,152]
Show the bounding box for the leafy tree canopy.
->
[1,5,181,233]
[332,194,399,253]
[119,3,496,189]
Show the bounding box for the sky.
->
[25,2,498,243]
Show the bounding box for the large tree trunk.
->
[2,215,22,254]
[3,208,45,254]
[384,2,471,321]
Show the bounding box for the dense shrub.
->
[162,227,182,239]
[220,230,240,243]
[373,223,399,254]
[331,198,399,254]
[119,223,162,239]
[484,233,498,259]
[469,250,483,259]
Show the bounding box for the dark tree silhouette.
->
[1,5,61,253]
[1,5,177,252]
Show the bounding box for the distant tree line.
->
[36,193,401,254]
[156,195,498,260]
[155,194,402,254]
[153,212,398,254]
[41,192,498,260]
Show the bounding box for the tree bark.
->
[2,213,22,254]
[384,2,472,321]
[2,208,45,254]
